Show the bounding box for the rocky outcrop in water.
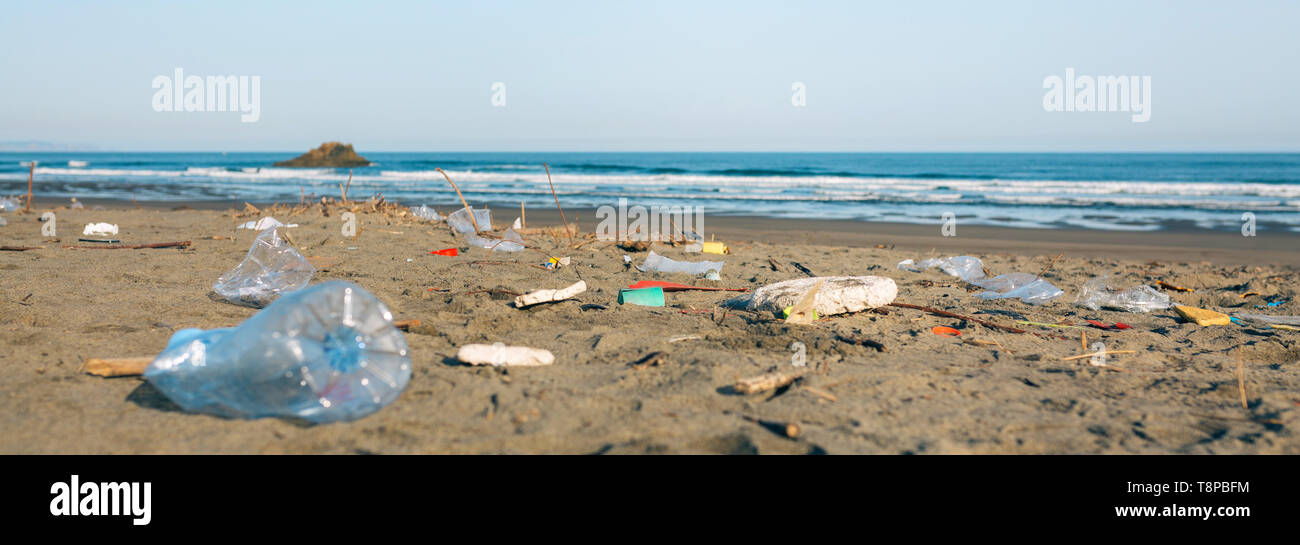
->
[273,142,370,168]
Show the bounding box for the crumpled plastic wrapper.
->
[213,227,315,307]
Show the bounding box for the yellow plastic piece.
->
[1173,305,1231,326]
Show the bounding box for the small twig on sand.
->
[1060,350,1136,361]
[436,168,480,233]
[888,303,1028,334]
[741,415,801,439]
[543,163,573,245]
[62,241,191,250]
[629,351,668,370]
[340,170,353,204]
[1236,350,1248,409]
[1037,252,1064,277]
[84,357,153,377]
[25,160,35,212]
[734,371,802,394]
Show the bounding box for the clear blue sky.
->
[1,0,1296,151]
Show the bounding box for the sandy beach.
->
[1,200,1297,454]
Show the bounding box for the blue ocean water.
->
[2,152,1299,231]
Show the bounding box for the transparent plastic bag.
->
[0,197,18,212]
[1075,276,1170,312]
[899,255,1062,305]
[213,227,315,307]
[409,205,443,222]
[975,273,1063,305]
[447,207,491,234]
[638,250,724,276]
[144,281,411,423]
[898,256,986,283]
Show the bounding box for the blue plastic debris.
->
[144,281,411,423]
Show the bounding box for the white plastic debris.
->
[974,273,1063,305]
[409,205,443,222]
[237,217,297,230]
[0,216,6,226]
[69,198,85,209]
[898,255,1062,305]
[82,222,119,236]
[638,250,724,277]
[466,227,525,252]
[1235,314,1300,326]
[213,227,316,307]
[512,217,522,229]
[897,256,984,283]
[1075,276,1170,312]
[727,276,898,317]
[0,197,20,212]
[514,280,587,308]
[457,343,555,367]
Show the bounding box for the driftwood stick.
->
[25,160,35,212]
[436,168,480,233]
[62,241,191,250]
[1060,350,1136,361]
[85,357,153,377]
[1037,252,1064,277]
[734,371,801,394]
[542,163,572,245]
[888,303,1028,334]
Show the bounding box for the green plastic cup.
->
[618,287,665,306]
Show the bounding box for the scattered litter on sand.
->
[899,255,1062,305]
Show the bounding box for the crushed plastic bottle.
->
[409,205,443,222]
[447,207,492,234]
[144,281,411,423]
[1075,276,1170,312]
[213,227,315,307]
[898,255,1062,305]
[638,250,724,277]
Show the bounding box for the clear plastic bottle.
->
[145,281,412,423]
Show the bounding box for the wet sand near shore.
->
[1,200,1297,453]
